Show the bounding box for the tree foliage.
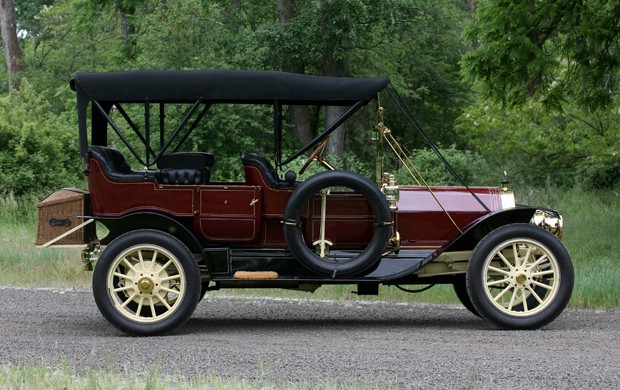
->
[0,80,82,195]
[462,0,620,111]
[457,97,620,188]
[0,0,618,194]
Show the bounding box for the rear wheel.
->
[466,224,573,329]
[92,229,201,336]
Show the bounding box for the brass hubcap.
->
[137,277,154,293]
[515,273,527,285]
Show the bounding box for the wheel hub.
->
[137,277,155,293]
[515,273,527,285]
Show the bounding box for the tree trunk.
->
[324,105,346,155]
[277,0,312,147]
[324,53,347,155]
[1,0,23,90]
[468,0,476,12]
[118,2,137,61]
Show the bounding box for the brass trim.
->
[530,209,563,240]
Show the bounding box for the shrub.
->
[393,145,498,186]
[0,81,83,195]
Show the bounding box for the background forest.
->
[0,0,618,194]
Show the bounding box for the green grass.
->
[0,363,362,390]
[0,194,90,287]
[521,187,620,308]
[1,187,619,309]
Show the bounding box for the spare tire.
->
[283,170,392,276]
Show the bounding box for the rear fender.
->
[95,212,208,268]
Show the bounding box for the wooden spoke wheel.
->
[466,224,573,329]
[92,229,201,336]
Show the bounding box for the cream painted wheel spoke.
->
[159,259,173,273]
[488,266,511,276]
[121,257,136,272]
[113,285,134,293]
[522,246,532,263]
[149,298,157,317]
[526,286,544,304]
[138,250,145,268]
[512,244,521,268]
[159,297,172,310]
[482,237,561,317]
[531,269,555,277]
[113,271,129,279]
[107,244,187,324]
[493,285,513,302]
[161,275,181,282]
[526,255,548,271]
[121,292,138,308]
[159,286,178,295]
[497,252,514,270]
[521,291,529,312]
[507,289,518,310]
[136,296,145,315]
[487,277,511,287]
[531,280,554,290]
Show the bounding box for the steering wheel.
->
[299,137,330,175]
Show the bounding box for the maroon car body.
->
[37,70,573,335]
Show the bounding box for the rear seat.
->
[89,145,158,182]
[157,152,214,185]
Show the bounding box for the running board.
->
[211,248,435,283]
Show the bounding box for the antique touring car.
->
[36,70,573,335]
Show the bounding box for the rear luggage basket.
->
[35,188,96,247]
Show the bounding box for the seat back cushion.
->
[89,145,132,174]
[159,168,210,185]
[156,152,215,169]
[242,153,280,187]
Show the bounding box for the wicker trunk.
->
[36,188,96,246]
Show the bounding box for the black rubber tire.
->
[283,170,392,276]
[199,282,210,301]
[466,224,573,330]
[92,229,201,336]
[453,280,482,317]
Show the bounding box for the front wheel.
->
[92,229,201,336]
[466,224,573,329]
[453,280,481,317]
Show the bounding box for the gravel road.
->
[0,286,618,389]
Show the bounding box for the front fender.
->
[440,206,540,253]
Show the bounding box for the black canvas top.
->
[73,70,390,158]
[72,69,390,105]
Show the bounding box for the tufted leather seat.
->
[157,152,214,185]
[156,152,214,169]
[159,168,207,185]
[89,145,157,182]
[241,153,284,188]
